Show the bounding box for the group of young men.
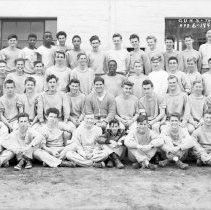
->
[0,29,211,171]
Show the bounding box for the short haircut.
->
[108,60,117,65]
[25,77,36,86]
[43,31,52,40]
[8,34,18,40]
[151,55,161,62]
[168,56,178,64]
[129,34,140,41]
[167,75,178,82]
[192,80,203,87]
[44,31,52,36]
[165,35,175,42]
[15,58,25,65]
[46,107,60,117]
[169,112,181,121]
[56,31,67,39]
[67,78,80,92]
[94,76,104,84]
[112,33,122,40]
[17,112,29,122]
[28,33,37,40]
[184,34,193,39]
[134,61,143,66]
[77,52,87,60]
[142,79,154,87]
[0,60,7,65]
[206,30,211,35]
[46,74,58,83]
[203,109,211,116]
[72,35,81,42]
[89,35,100,43]
[55,51,65,58]
[4,79,15,87]
[69,78,80,85]
[187,57,197,63]
[208,58,211,63]
[146,35,157,42]
[34,60,44,67]
[137,114,148,123]
[109,118,120,126]
[121,80,134,87]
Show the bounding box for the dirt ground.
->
[0,164,211,210]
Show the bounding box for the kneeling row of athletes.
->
[0,108,211,171]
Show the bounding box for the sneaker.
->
[2,161,9,168]
[196,159,203,167]
[93,162,105,168]
[159,159,170,168]
[148,163,157,170]
[60,160,76,167]
[141,161,147,169]
[106,160,114,168]
[43,162,47,167]
[14,160,25,171]
[154,153,161,164]
[173,156,179,162]
[206,159,211,166]
[114,158,124,169]
[132,162,141,169]
[175,160,189,170]
[25,160,33,169]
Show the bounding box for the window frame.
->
[0,17,57,49]
[165,17,211,50]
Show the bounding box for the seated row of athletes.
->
[0,56,211,171]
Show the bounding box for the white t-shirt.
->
[87,50,106,74]
[32,74,44,94]
[19,47,38,74]
[181,49,201,73]
[148,70,168,96]
[45,66,71,92]
[202,72,211,96]
[103,74,125,97]
[71,67,95,95]
[128,74,148,99]
[5,72,28,94]
[106,49,129,73]
[37,45,54,68]
[199,43,211,69]
[1,47,21,72]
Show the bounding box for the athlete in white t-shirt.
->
[105,33,130,75]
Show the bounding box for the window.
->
[165,18,211,50]
[0,18,57,49]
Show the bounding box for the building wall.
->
[0,0,210,50]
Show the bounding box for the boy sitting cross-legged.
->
[60,114,110,168]
[187,80,207,134]
[192,109,211,166]
[125,114,164,170]
[159,113,211,169]
[1,112,44,171]
[96,118,126,169]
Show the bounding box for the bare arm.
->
[106,96,116,122]
[0,113,13,131]
[197,53,202,73]
[124,131,139,149]
[142,53,151,75]
[36,94,45,123]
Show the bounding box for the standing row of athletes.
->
[0,30,211,171]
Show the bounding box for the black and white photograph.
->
[0,0,211,209]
